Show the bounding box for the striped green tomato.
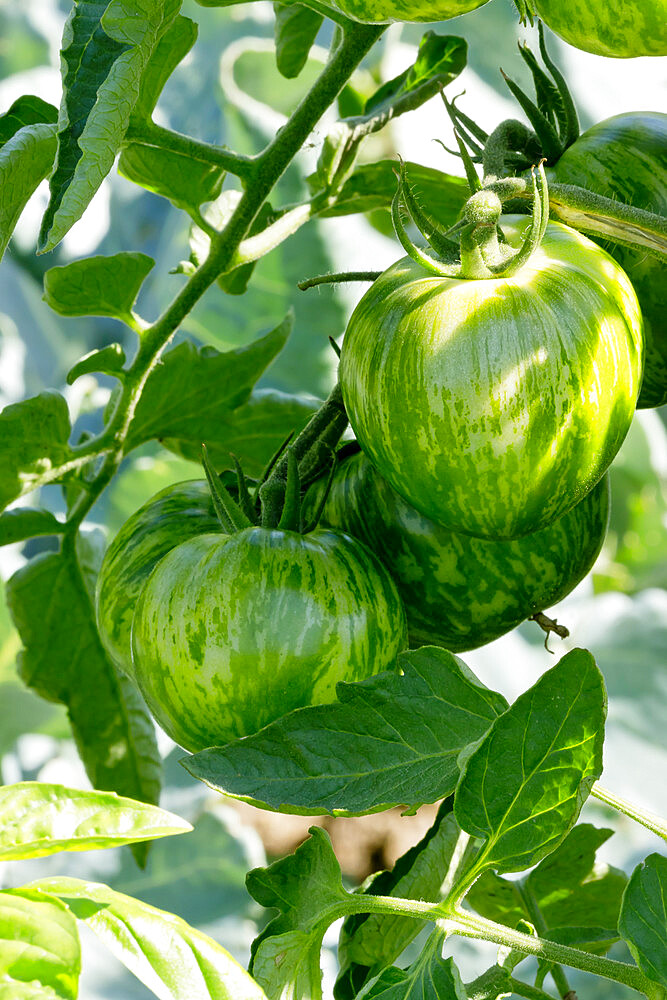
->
[535,0,667,58]
[551,112,667,408]
[340,216,642,540]
[306,450,609,652]
[131,527,407,752]
[326,0,490,23]
[95,480,219,679]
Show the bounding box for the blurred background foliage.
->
[0,1,665,996]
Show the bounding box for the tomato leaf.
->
[0,123,57,263]
[29,877,268,1000]
[124,313,293,450]
[362,33,466,119]
[0,782,191,862]
[183,646,508,815]
[0,508,63,547]
[336,801,474,999]
[247,827,348,999]
[455,649,606,875]
[43,252,154,322]
[66,344,127,385]
[274,3,324,80]
[5,542,161,831]
[0,889,80,1000]
[467,823,627,956]
[164,388,320,478]
[38,0,181,253]
[118,143,226,212]
[130,14,198,122]
[618,853,667,988]
[359,947,467,999]
[0,392,73,512]
[0,95,57,147]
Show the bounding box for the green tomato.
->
[551,112,667,408]
[131,527,407,751]
[95,480,219,679]
[326,0,489,23]
[306,450,609,652]
[339,216,642,540]
[535,0,667,58]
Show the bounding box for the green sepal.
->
[500,69,562,165]
[277,448,302,531]
[202,445,253,533]
[231,454,257,523]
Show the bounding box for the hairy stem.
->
[592,783,667,841]
[124,119,256,179]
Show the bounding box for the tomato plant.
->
[307,448,609,651]
[0,3,666,1000]
[340,214,642,539]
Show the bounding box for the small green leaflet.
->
[247,828,348,1000]
[44,252,154,322]
[0,123,57,263]
[119,143,225,212]
[183,646,508,815]
[0,509,63,547]
[619,853,667,988]
[130,14,198,122]
[124,313,293,450]
[39,0,181,252]
[357,948,467,1000]
[455,648,606,875]
[29,877,268,1000]
[67,344,127,384]
[0,96,57,147]
[0,392,72,512]
[0,889,80,1000]
[362,33,466,119]
[336,801,474,1000]
[5,540,161,828]
[0,782,191,861]
[467,824,627,955]
[274,3,323,80]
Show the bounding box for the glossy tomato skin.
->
[131,527,407,752]
[95,480,219,679]
[340,217,642,540]
[306,451,609,652]
[327,0,489,23]
[551,113,667,408]
[535,0,667,58]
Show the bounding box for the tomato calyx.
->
[202,383,348,535]
[392,156,549,280]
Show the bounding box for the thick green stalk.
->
[592,783,667,841]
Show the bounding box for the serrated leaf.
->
[455,649,606,875]
[0,782,191,861]
[44,252,154,321]
[183,646,508,815]
[5,542,161,817]
[0,96,58,148]
[67,343,127,384]
[164,388,319,478]
[274,3,323,79]
[119,143,225,211]
[0,508,63,547]
[125,313,293,450]
[39,0,181,252]
[360,950,466,1000]
[619,853,667,987]
[362,33,466,119]
[0,123,57,263]
[248,828,348,999]
[336,802,474,1000]
[131,14,198,121]
[0,889,80,1000]
[30,877,268,1000]
[318,160,467,228]
[0,392,72,512]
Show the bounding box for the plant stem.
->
[508,978,558,1000]
[297,270,382,289]
[446,906,652,996]
[124,120,256,179]
[518,882,572,998]
[592,782,667,841]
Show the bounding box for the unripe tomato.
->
[306,450,609,652]
[340,217,642,540]
[131,527,407,751]
[95,481,219,679]
[535,0,667,58]
[326,0,490,23]
[551,112,667,408]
